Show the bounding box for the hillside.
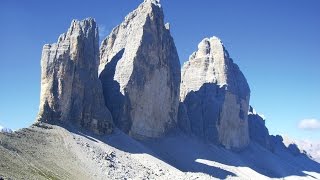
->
[1,124,319,179]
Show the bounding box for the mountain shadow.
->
[99,48,132,133]
[30,116,320,179]
[67,82,318,179]
[179,83,226,144]
[31,84,320,179]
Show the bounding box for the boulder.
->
[37,18,113,135]
[99,0,180,138]
[179,36,250,149]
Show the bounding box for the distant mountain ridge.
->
[0,126,13,133]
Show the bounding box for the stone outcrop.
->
[179,36,250,149]
[270,135,304,156]
[99,0,180,138]
[37,18,113,135]
[248,112,306,157]
[248,106,270,148]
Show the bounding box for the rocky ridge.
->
[247,106,310,159]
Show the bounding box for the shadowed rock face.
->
[248,112,308,157]
[179,36,250,150]
[99,0,181,138]
[248,106,270,149]
[37,18,113,135]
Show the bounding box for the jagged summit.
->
[99,0,180,138]
[37,18,113,135]
[183,36,250,99]
[99,0,166,74]
[54,18,96,44]
[144,0,161,6]
[188,36,223,60]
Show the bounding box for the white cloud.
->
[0,125,3,130]
[298,119,320,131]
[98,24,109,39]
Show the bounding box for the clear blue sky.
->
[1,0,319,141]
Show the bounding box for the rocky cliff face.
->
[179,36,250,149]
[248,106,270,148]
[99,0,180,138]
[37,18,113,135]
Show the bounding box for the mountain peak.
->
[37,17,113,135]
[144,0,161,6]
[99,0,180,139]
[179,36,251,150]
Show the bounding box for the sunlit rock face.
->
[179,36,250,150]
[37,18,113,135]
[99,0,180,138]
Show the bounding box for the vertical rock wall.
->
[37,18,113,134]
